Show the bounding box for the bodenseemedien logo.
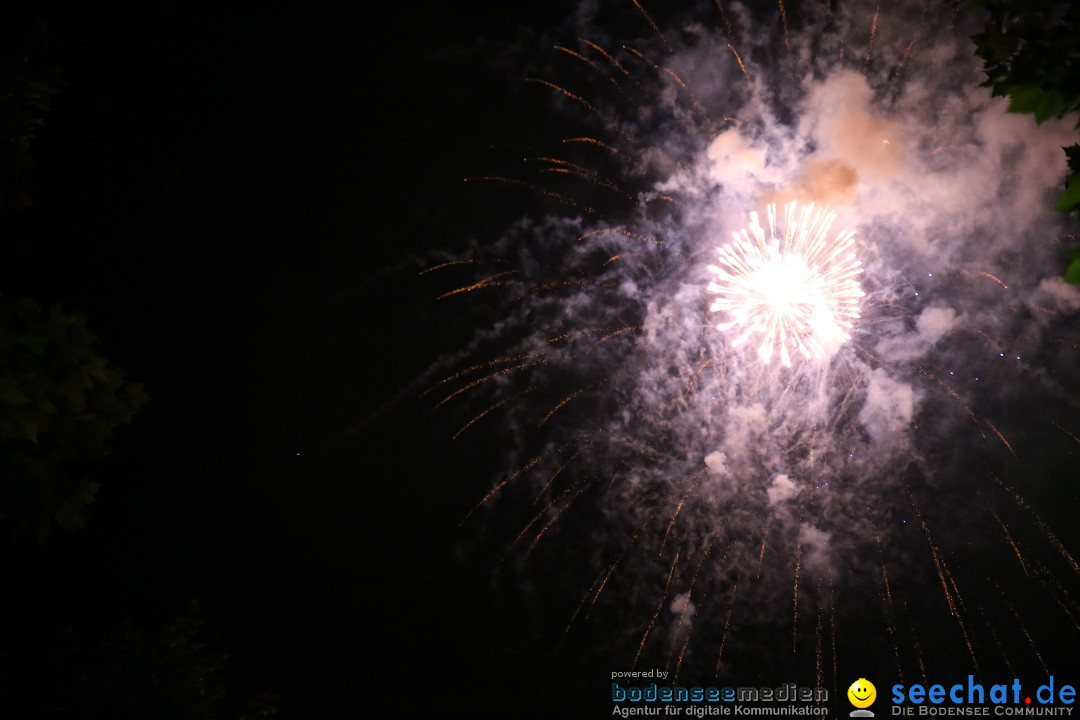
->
[849,679,877,717]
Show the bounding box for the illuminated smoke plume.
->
[421,0,1080,686]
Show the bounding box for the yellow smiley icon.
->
[848,678,877,709]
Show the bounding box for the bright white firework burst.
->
[707,201,863,367]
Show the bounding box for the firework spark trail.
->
[630,0,670,52]
[562,135,624,159]
[434,359,540,408]
[986,501,1028,575]
[604,252,648,267]
[422,354,532,397]
[436,270,520,300]
[452,386,537,439]
[579,39,633,80]
[777,0,792,54]
[888,39,916,93]
[578,226,658,245]
[563,507,669,645]
[463,175,586,210]
[864,5,880,70]
[514,477,577,546]
[993,580,1051,680]
[757,519,773,578]
[1034,560,1080,618]
[728,44,752,84]
[554,44,628,98]
[536,161,634,199]
[911,494,980,672]
[418,258,477,275]
[975,603,1017,676]
[524,481,592,554]
[533,453,577,503]
[983,419,1020,464]
[994,475,1080,574]
[523,78,632,148]
[715,570,742,677]
[1052,421,1080,447]
[876,538,904,683]
[915,365,980,426]
[830,585,838,699]
[975,271,1009,289]
[634,550,681,667]
[463,439,586,522]
[660,474,703,555]
[545,326,633,345]
[1031,563,1080,632]
[907,607,928,684]
[792,534,801,654]
[559,556,622,651]
[596,326,642,345]
[671,538,718,682]
[814,580,824,704]
[539,385,594,427]
[683,356,714,399]
[620,45,714,128]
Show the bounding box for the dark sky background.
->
[0,2,591,717]
[2,2,1079,718]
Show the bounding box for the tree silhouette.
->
[968,0,1080,281]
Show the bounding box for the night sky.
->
[2,2,1080,718]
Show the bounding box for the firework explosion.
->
[420,0,1080,693]
[708,201,863,367]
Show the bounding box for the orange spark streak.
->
[728,44,751,83]
[422,354,531,397]
[526,482,588,552]
[777,0,791,53]
[578,226,658,244]
[983,419,1020,464]
[465,175,583,210]
[437,270,519,300]
[630,0,670,51]
[976,271,1009,289]
[635,551,680,667]
[714,0,737,43]
[621,44,712,126]
[758,519,772,577]
[715,571,742,676]
[562,136,621,156]
[793,535,801,653]
[864,6,879,70]
[995,475,1080,574]
[419,258,477,275]
[580,39,631,77]
[596,325,640,344]
[988,505,1028,575]
[463,452,544,522]
[604,252,648,267]
[539,385,593,427]
[660,475,702,554]
[453,387,535,440]
[1052,421,1080,446]
[434,360,536,408]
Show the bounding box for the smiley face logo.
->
[848,678,877,709]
